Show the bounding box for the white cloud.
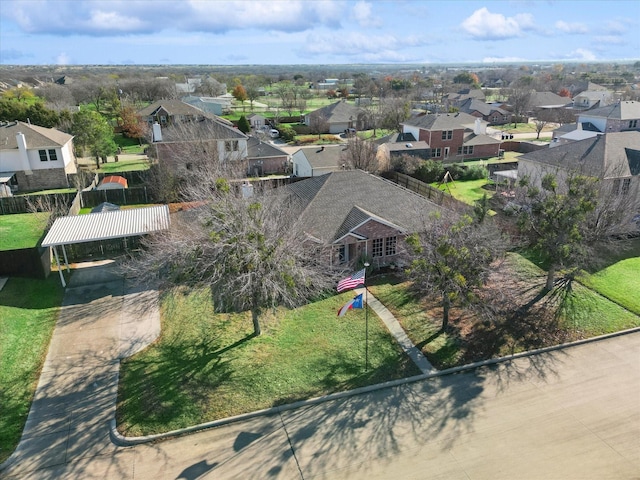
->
[352,1,381,28]
[461,7,535,40]
[555,20,587,34]
[55,52,70,65]
[482,56,527,63]
[570,48,597,61]
[604,20,626,34]
[87,10,145,31]
[595,35,625,45]
[301,31,431,58]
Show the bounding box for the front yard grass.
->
[117,287,420,436]
[0,212,49,250]
[578,257,640,315]
[0,276,63,464]
[368,252,640,370]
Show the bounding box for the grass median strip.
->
[117,286,420,437]
[0,277,63,464]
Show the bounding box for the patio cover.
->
[42,205,170,286]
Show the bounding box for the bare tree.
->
[405,213,506,330]
[340,136,379,173]
[308,112,329,138]
[379,96,410,133]
[129,179,336,336]
[35,84,76,111]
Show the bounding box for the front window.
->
[225,140,239,152]
[48,149,58,161]
[39,150,48,162]
[372,238,383,257]
[441,130,452,140]
[629,120,638,129]
[431,148,441,158]
[337,245,346,263]
[612,179,621,195]
[622,178,631,195]
[385,236,397,256]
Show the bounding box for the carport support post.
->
[61,244,70,274]
[52,246,66,288]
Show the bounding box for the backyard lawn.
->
[0,212,49,250]
[117,286,420,436]
[95,158,151,174]
[432,178,495,205]
[0,276,63,464]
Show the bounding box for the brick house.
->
[457,98,511,125]
[286,170,445,268]
[0,121,77,193]
[577,101,640,133]
[401,112,501,162]
[246,136,290,176]
[518,131,640,233]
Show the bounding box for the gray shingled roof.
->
[458,98,509,117]
[295,145,347,169]
[287,170,443,243]
[309,101,366,123]
[247,137,288,159]
[0,121,73,149]
[137,99,216,118]
[528,91,572,108]
[161,117,247,141]
[402,112,479,131]
[579,101,640,121]
[519,131,640,178]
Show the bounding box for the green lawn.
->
[368,252,640,369]
[117,286,420,436]
[96,159,151,174]
[0,212,50,250]
[114,134,147,155]
[433,178,496,205]
[0,276,63,463]
[578,257,640,315]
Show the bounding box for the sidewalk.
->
[355,287,436,374]
[0,261,160,477]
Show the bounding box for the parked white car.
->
[269,129,280,138]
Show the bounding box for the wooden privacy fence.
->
[385,172,472,212]
[80,186,149,208]
[0,192,76,215]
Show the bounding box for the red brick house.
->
[286,170,445,268]
[401,112,501,162]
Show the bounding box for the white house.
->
[0,121,77,193]
[292,145,347,177]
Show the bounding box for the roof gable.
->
[287,170,443,243]
[0,121,73,149]
[402,112,479,131]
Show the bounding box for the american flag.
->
[337,268,366,292]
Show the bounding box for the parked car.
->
[269,129,280,138]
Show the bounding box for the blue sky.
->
[1,0,638,65]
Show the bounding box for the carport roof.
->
[41,205,170,247]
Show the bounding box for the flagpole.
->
[364,262,370,372]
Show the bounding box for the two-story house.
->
[401,112,501,162]
[577,101,640,133]
[0,121,77,193]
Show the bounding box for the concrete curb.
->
[110,325,640,446]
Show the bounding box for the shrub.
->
[278,125,297,142]
[414,159,445,183]
[445,164,464,180]
[464,165,489,180]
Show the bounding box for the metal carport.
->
[41,205,171,287]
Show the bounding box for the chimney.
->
[473,117,485,135]
[152,122,162,142]
[16,132,32,175]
